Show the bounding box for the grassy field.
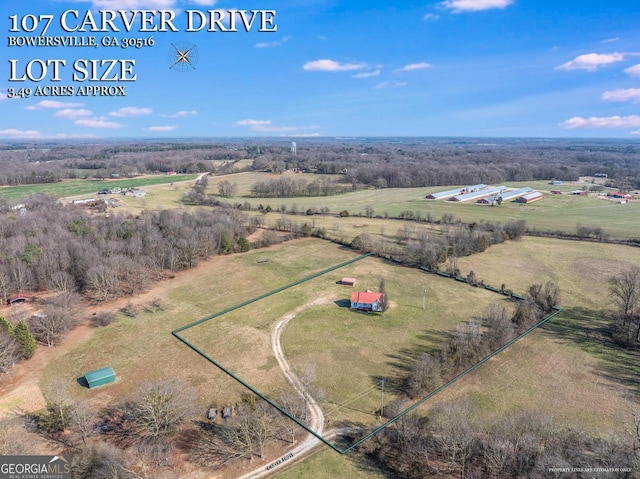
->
[268,237,640,478]
[0,174,199,200]
[201,173,640,240]
[40,238,512,434]
[273,447,386,479]
[437,237,640,430]
[32,233,640,478]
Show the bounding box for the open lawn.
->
[0,174,199,201]
[202,173,640,240]
[438,237,640,432]
[34,236,640,478]
[41,238,511,434]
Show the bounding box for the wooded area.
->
[2,138,639,190]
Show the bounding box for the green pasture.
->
[439,237,640,432]
[273,447,386,479]
[202,174,639,240]
[0,174,199,200]
[204,171,346,196]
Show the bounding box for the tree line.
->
[250,176,352,198]
[2,138,639,190]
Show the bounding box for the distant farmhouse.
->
[608,191,632,200]
[351,291,384,312]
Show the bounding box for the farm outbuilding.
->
[477,187,533,204]
[449,186,506,203]
[206,407,218,420]
[84,367,116,389]
[6,294,28,306]
[608,191,632,200]
[516,192,543,204]
[426,184,486,200]
[341,277,357,286]
[351,291,384,312]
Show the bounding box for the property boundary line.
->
[172,250,562,454]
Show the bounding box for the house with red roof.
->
[608,191,632,200]
[350,291,384,312]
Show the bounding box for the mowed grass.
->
[273,447,386,479]
[41,240,363,408]
[279,259,512,427]
[41,237,510,434]
[0,174,199,200]
[275,237,640,479]
[433,237,640,433]
[202,173,640,240]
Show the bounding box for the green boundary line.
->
[172,251,562,454]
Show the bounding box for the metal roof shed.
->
[84,367,116,389]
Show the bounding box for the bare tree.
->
[405,353,442,399]
[129,379,197,440]
[69,398,96,444]
[609,267,640,342]
[278,391,307,443]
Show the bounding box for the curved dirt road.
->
[237,298,331,479]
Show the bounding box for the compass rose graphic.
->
[168,42,199,72]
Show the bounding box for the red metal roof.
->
[351,291,383,304]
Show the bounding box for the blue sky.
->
[2,0,640,139]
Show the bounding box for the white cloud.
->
[75,117,124,129]
[26,100,83,110]
[144,125,177,132]
[602,88,640,103]
[55,109,93,119]
[55,133,98,139]
[555,52,627,71]
[255,36,290,48]
[631,130,640,135]
[353,70,381,79]
[440,0,513,13]
[236,119,272,126]
[375,81,407,89]
[110,107,153,117]
[602,37,620,44]
[625,64,640,77]
[0,129,40,138]
[160,110,198,118]
[236,119,320,133]
[560,115,640,129]
[303,59,367,72]
[397,62,432,72]
[289,133,321,137]
[423,13,440,20]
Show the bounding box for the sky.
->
[1,0,640,139]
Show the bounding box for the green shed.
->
[84,367,116,389]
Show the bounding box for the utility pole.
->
[422,287,427,310]
[380,379,385,419]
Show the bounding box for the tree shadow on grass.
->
[370,329,453,396]
[540,306,640,394]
